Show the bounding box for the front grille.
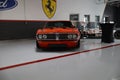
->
[42,33,76,40]
[46,34,56,39]
[59,34,68,40]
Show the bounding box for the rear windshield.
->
[45,21,73,28]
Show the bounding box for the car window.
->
[45,21,73,28]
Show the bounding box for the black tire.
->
[114,31,120,39]
[36,41,41,49]
[76,39,80,48]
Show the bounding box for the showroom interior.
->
[0,0,120,80]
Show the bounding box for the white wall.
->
[54,0,106,22]
[0,0,106,22]
[0,0,25,20]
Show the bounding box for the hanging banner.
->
[42,0,56,19]
[0,0,18,11]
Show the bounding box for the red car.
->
[36,21,81,48]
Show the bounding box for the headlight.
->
[37,34,47,40]
[67,34,73,39]
[42,35,47,39]
[67,34,78,39]
[73,34,77,39]
[38,35,42,39]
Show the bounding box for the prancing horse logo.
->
[42,0,56,19]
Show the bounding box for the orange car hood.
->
[38,27,78,34]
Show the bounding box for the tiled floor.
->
[0,39,120,80]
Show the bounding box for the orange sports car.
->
[36,21,81,48]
